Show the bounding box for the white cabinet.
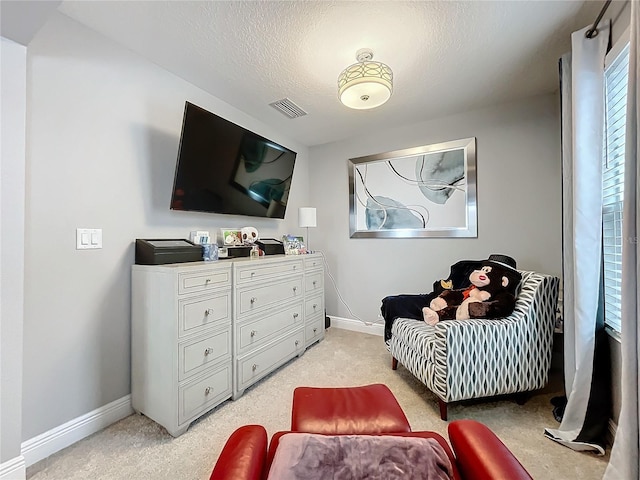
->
[131,262,233,437]
[304,255,325,347]
[131,253,324,436]
[232,256,305,398]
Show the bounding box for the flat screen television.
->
[170,101,297,219]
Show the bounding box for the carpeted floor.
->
[27,327,610,479]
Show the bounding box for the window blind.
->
[602,42,629,333]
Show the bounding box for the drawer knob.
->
[313,328,318,334]
[250,330,258,338]
[250,297,257,304]
[205,308,214,316]
[250,272,255,276]
[205,278,211,284]
[313,304,318,309]
[293,286,297,293]
[313,280,317,286]
[204,347,213,356]
[295,340,300,347]
[293,265,297,270]
[204,386,212,395]
[293,313,299,319]
[252,364,258,371]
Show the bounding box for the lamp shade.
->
[298,207,317,228]
[338,48,393,110]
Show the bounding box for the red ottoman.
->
[291,384,411,434]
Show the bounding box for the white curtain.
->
[604,1,640,478]
[544,22,609,454]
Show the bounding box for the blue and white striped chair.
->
[387,271,559,420]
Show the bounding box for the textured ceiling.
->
[55,0,610,147]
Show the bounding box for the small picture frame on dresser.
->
[220,229,242,245]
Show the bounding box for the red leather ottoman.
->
[291,384,411,434]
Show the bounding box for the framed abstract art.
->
[349,137,477,238]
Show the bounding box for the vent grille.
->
[269,98,307,119]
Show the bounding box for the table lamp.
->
[298,207,317,252]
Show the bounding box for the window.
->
[602,38,630,334]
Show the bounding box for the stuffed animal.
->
[422,257,522,325]
[241,227,259,245]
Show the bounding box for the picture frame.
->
[348,137,477,238]
[220,229,242,245]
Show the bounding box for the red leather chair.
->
[209,384,532,480]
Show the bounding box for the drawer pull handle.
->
[204,347,213,356]
[205,308,214,316]
[293,313,299,319]
[250,297,257,304]
[252,364,258,371]
[204,386,212,395]
[250,330,258,337]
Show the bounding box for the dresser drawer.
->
[304,256,323,271]
[179,291,231,337]
[178,365,232,425]
[305,317,325,345]
[236,303,303,354]
[236,329,305,391]
[178,268,231,295]
[305,294,324,317]
[236,276,303,316]
[178,328,231,382]
[305,271,324,294]
[235,260,303,285]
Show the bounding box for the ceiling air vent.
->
[269,98,307,119]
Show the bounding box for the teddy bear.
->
[422,257,522,326]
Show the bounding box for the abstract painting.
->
[349,137,477,238]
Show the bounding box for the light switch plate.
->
[76,228,102,249]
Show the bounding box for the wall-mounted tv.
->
[170,101,297,219]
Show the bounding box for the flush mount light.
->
[338,48,393,110]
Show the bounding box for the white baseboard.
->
[329,315,384,336]
[0,456,25,480]
[21,395,133,467]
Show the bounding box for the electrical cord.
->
[314,250,384,327]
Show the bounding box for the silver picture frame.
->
[349,137,477,238]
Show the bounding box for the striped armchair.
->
[387,271,559,420]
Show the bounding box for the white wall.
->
[23,12,310,441]
[309,94,562,324]
[0,37,27,474]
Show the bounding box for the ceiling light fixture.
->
[338,48,393,110]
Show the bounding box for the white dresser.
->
[131,262,233,437]
[232,256,306,398]
[303,255,325,347]
[131,253,324,436]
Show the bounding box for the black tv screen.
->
[170,102,297,219]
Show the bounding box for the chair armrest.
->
[209,425,268,480]
[448,420,532,480]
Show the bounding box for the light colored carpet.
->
[27,327,609,479]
